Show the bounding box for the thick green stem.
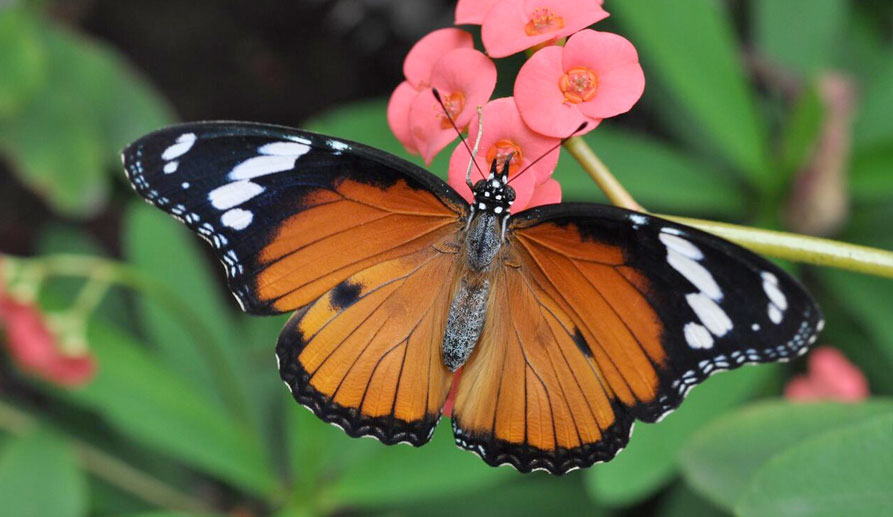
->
[566,136,893,278]
[0,399,212,513]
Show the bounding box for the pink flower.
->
[514,29,645,137]
[0,295,96,387]
[785,347,869,402]
[454,0,501,25]
[407,49,497,164]
[481,0,609,58]
[388,28,497,163]
[448,97,561,212]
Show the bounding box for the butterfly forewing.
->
[450,204,821,473]
[123,121,467,443]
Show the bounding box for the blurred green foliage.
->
[0,1,891,516]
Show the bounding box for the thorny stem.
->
[565,137,893,278]
[0,399,212,513]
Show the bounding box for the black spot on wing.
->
[572,327,593,358]
[330,280,363,311]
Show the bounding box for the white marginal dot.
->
[259,141,311,156]
[327,139,349,152]
[660,232,703,260]
[208,180,265,210]
[629,214,648,226]
[221,208,253,230]
[161,133,197,160]
[163,161,179,174]
[768,303,783,324]
[686,292,733,337]
[667,249,723,301]
[684,322,714,349]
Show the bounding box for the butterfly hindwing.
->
[451,203,822,473]
[122,121,469,315]
[123,121,468,443]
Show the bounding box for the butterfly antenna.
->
[432,88,485,187]
[507,122,589,185]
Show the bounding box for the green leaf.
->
[852,58,893,154]
[753,0,847,78]
[658,482,728,517]
[554,127,746,216]
[611,0,769,180]
[0,6,47,117]
[680,400,893,511]
[736,412,893,516]
[851,147,893,203]
[819,269,893,367]
[0,11,172,217]
[777,86,824,178]
[323,420,512,508]
[584,364,780,507]
[64,322,278,496]
[0,427,87,517]
[122,202,248,410]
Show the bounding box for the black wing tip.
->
[451,409,635,475]
[276,314,440,447]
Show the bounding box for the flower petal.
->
[482,0,609,58]
[429,48,497,129]
[527,177,562,208]
[403,28,474,88]
[387,81,420,154]
[410,89,460,165]
[455,0,500,25]
[514,46,593,138]
[563,30,645,119]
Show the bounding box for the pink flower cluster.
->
[785,346,869,402]
[388,0,644,211]
[0,257,96,387]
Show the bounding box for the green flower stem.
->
[565,136,893,278]
[24,254,255,426]
[0,399,212,513]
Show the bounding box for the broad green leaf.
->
[555,127,746,216]
[611,0,769,180]
[0,427,86,517]
[852,58,893,154]
[680,400,893,511]
[324,420,512,508]
[753,0,847,78]
[850,147,893,203]
[658,482,728,517]
[736,412,893,516]
[584,364,780,507]
[122,202,251,414]
[64,322,278,496]
[0,6,47,117]
[0,11,171,217]
[777,86,824,179]
[819,269,893,367]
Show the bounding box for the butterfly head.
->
[472,156,516,216]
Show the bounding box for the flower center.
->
[485,139,523,176]
[438,91,466,130]
[559,66,599,103]
[524,8,565,36]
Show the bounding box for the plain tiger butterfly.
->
[123,121,822,474]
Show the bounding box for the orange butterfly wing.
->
[452,205,821,473]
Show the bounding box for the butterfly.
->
[123,121,822,474]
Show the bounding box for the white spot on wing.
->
[208,180,265,210]
[684,322,714,349]
[163,161,179,174]
[161,133,196,160]
[327,139,349,151]
[686,292,733,337]
[768,303,783,324]
[629,214,648,226]
[667,249,722,301]
[762,275,788,311]
[259,141,311,156]
[221,208,253,230]
[660,232,703,260]
[230,155,299,180]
